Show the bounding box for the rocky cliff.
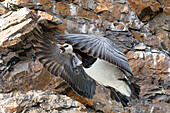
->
[0,0,169,112]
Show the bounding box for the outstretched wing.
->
[57,34,134,80]
[31,29,96,99]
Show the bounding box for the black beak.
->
[59,46,65,53]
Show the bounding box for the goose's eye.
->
[64,45,69,48]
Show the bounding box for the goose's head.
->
[59,43,73,53]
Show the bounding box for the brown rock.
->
[0,57,71,95]
[92,86,124,112]
[130,102,170,113]
[73,0,97,10]
[1,0,53,11]
[157,0,169,15]
[0,90,86,113]
[37,10,56,22]
[131,12,170,51]
[36,10,63,29]
[56,1,99,20]
[110,21,128,31]
[0,8,36,47]
[94,0,114,13]
[126,50,169,107]
[98,10,115,22]
[125,11,144,29]
[56,2,71,16]
[127,50,169,78]
[76,6,100,19]
[66,89,94,106]
[37,0,56,11]
[61,18,104,35]
[127,0,162,21]
[156,29,170,51]
[2,52,18,65]
[95,1,144,30]
[140,84,160,97]
[0,2,8,15]
[164,6,170,15]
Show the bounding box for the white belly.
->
[83,59,131,97]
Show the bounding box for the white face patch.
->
[63,44,73,53]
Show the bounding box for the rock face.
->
[0,0,169,113]
[0,90,87,113]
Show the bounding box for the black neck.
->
[73,49,97,68]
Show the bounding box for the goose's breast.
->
[83,59,124,86]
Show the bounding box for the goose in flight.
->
[32,28,140,107]
[57,33,140,107]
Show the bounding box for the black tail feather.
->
[110,83,140,107]
[130,83,140,99]
[110,88,130,107]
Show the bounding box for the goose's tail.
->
[110,83,140,107]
